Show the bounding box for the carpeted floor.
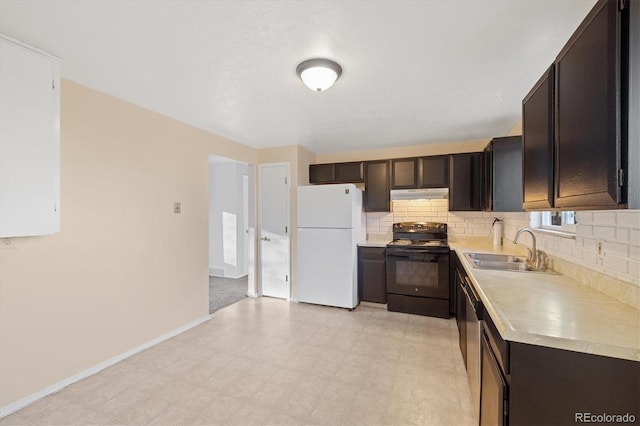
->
[209,275,248,314]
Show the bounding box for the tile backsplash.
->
[502,210,640,287]
[366,201,640,289]
[366,199,498,237]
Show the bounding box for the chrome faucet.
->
[514,228,547,271]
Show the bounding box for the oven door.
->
[386,248,449,298]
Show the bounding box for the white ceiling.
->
[0,0,596,154]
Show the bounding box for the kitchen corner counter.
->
[358,240,389,248]
[449,241,640,362]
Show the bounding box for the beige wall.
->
[297,146,316,187]
[506,120,523,136]
[294,147,316,296]
[0,80,258,407]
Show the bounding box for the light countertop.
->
[358,240,389,248]
[450,240,640,362]
[358,234,391,248]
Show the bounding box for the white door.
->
[258,163,290,299]
[243,174,249,276]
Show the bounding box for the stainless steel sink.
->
[464,252,557,274]
[472,260,531,271]
[466,253,525,263]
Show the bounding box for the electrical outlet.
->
[174,202,181,214]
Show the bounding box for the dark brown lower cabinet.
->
[357,246,386,303]
[478,314,640,426]
[509,343,639,425]
[480,328,507,426]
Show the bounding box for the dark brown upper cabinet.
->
[553,0,627,209]
[419,155,449,188]
[521,0,630,211]
[309,164,335,184]
[364,160,391,212]
[483,136,524,212]
[522,65,555,210]
[335,162,364,182]
[449,153,483,211]
[391,158,419,189]
[309,162,364,184]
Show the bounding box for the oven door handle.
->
[386,250,412,258]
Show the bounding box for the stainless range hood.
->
[390,188,449,200]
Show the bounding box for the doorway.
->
[258,162,290,299]
[208,156,255,313]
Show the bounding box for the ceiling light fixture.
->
[296,58,342,92]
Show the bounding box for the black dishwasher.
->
[455,266,467,365]
[462,275,483,423]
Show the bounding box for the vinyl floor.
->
[0,297,474,426]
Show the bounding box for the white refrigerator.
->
[297,184,366,309]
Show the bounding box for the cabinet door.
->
[364,160,391,212]
[0,36,60,237]
[419,155,449,188]
[335,162,364,182]
[456,268,467,365]
[391,158,418,189]
[480,332,508,426]
[449,153,482,211]
[554,0,625,208]
[522,65,555,210]
[309,164,335,184]
[357,247,386,303]
[482,143,493,211]
[492,136,523,212]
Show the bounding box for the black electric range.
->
[386,222,451,318]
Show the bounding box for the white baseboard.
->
[209,267,225,276]
[0,314,211,419]
[247,291,259,298]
